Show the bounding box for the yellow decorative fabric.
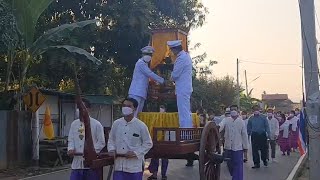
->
[138,112,200,139]
[150,30,188,69]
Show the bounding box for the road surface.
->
[20,147,300,180]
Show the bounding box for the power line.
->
[239,59,300,66]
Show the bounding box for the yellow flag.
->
[43,106,55,139]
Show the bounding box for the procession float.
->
[77,28,223,180]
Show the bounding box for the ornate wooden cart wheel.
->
[199,121,221,180]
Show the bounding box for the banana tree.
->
[240,89,261,111]
[5,0,101,109]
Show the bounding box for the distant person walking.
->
[266,109,279,162]
[247,105,270,169]
[278,113,291,155]
[288,110,299,152]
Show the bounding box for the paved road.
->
[19,147,300,180]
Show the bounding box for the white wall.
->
[89,104,113,127]
[36,94,114,139]
[61,102,76,137]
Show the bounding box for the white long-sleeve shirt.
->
[171,50,193,95]
[219,117,249,151]
[107,117,153,173]
[289,116,299,131]
[68,118,106,169]
[128,59,164,99]
[267,116,280,140]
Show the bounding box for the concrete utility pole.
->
[299,0,320,179]
[32,110,39,166]
[236,58,240,108]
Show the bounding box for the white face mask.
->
[143,55,152,63]
[230,110,238,117]
[267,113,273,117]
[160,108,165,113]
[242,115,247,120]
[122,107,133,116]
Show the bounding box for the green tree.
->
[240,89,261,111]
[25,0,208,96]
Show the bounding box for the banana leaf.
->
[30,19,98,55]
[11,0,54,47]
[45,45,102,66]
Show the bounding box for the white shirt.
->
[289,116,299,131]
[68,118,106,169]
[171,51,193,95]
[219,117,249,151]
[267,116,280,140]
[107,117,153,173]
[128,59,164,99]
[242,119,249,132]
[280,120,290,138]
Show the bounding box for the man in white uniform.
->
[167,40,193,127]
[219,105,249,180]
[68,101,106,180]
[128,46,165,117]
[108,98,153,180]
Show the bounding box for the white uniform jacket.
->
[128,59,164,99]
[171,51,193,95]
[219,117,249,151]
[268,117,280,140]
[68,118,106,170]
[107,117,153,173]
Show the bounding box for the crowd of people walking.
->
[197,105,302,180]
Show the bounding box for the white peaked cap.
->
[167,40,182,48]
[141,46,155,54]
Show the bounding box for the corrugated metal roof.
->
[39,89,117,105]
[84,95,114,105]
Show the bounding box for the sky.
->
[189,0,320,102]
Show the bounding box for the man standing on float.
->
[128,46,165,117]
[167,40,193,127]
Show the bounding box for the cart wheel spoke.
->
[199,121,221,180]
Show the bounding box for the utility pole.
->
[245,70,249,96]
[236,58,240,108]
[299,0,320,179]
[32,110,39,166]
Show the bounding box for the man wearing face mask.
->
[247,105,271,169]
[128,46,165,117]
[266,108,279,162]
[68,100,105,180]
[219,105,249,180]
[167,40,193,128]
[108,98,153,180]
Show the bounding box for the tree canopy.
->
[0,0,260,112]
